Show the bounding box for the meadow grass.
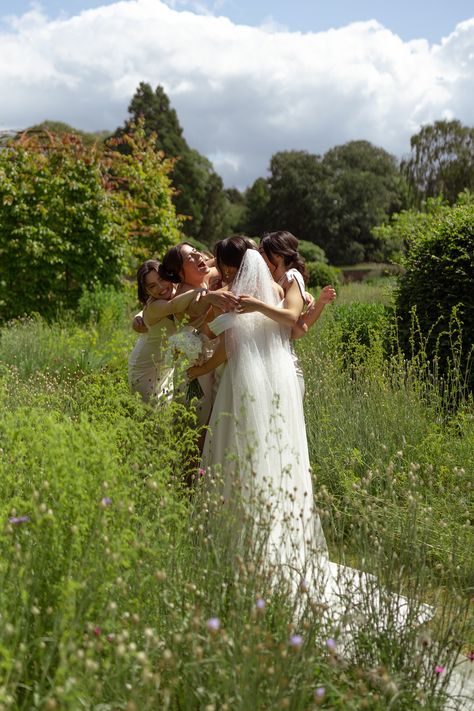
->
[0,282,472,710]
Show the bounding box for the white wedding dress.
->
[202,250,432,630]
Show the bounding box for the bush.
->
[297,239,327,264]
[395,201,474,390]
[306,261,341,289]
[333,301,393,352]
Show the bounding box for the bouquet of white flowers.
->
[166,329,208,402]
[166,329,207,367]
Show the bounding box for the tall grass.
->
[0,282,472,709]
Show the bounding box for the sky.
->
[1,0,474,187]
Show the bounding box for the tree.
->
[402,120,474,206]
[265,150,327,241]
[114,82,227,245]
[320,141,406,264]
[0,124,181,320]
[0,132,124,320]
[243,178,270,236]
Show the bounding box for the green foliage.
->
[306,261,341,289]
[249,142,407,266]
[402,119,474,206]
[115,82,227,245]
[333,301,392,352]
[0,133,124,321]
[0,124,181,320]
[395,200,474,390]
[0,286,471,709]
[297,239,327,264]
[105,121,182,265]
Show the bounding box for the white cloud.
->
[0,0,473,187]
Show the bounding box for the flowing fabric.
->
[203,250,327,586]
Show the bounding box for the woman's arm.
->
[188,337,227,379]
[237,279,304,329]
[144,289,238,326]
[292,285,336,339]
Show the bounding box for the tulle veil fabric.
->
[203,249,327,587]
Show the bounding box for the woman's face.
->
[144,271,175,301]
[180,245,210,284]
[259,245,277,275]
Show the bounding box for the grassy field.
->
[0,280,472,710]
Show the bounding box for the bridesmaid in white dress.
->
[129,257,238,410]
[259,231,336,398]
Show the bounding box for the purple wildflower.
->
[434,665,445,675]
[206,617,220,632]
[315,687,325,699]
[289,634,303,649]
[101,497,112,507]
[255,598,266,611]
[9,516,30,525]
[326,638,337,652]
[198,468,206,477]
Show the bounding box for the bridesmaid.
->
[129,258,236,405]
[258,231,336,397]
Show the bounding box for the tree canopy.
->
[402,120,474,206]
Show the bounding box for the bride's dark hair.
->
[260,231,308,283]
[158,242,195,284]
[214,235,256,275]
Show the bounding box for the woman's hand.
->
[204,291,240,312]
[187,365,200,381]
[132,315,148,334]
[317,285,337,305]
[236,295,263,314]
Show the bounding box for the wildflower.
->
[93,626,101,637]
[467,651,474,662]
[255,598,266,611]
[101,497,112,507]
[315,686,325,702]
[289,634,303,649]
[198,468,206,477]
[326,638,337,652]
[206,617,220,632]
[9,515,30,525]
[434,665,445,675]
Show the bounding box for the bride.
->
[189,236,433,631]
[189,236,328,590]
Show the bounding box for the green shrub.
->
[333,301,393,351]
[306,261,341,289]
[298,239,327,264]
[395,201,474,390]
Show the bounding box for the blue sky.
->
[3,0,474,42]
[1,1,474,187]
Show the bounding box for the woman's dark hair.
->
[158,242,195,284]
[137,259,160,305]
[260,231,308,283]
[214,235,256,275]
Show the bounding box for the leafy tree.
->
[243,177,271,236]
[27,120,110,147]
[0,124,181,320]
[320,141,407,264]
[105,121,182,266]
[0,133,124,320]
[402,120,474,206]
[114,82,227,245]
[297,240,327,264]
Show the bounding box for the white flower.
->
[167,329,206,366]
